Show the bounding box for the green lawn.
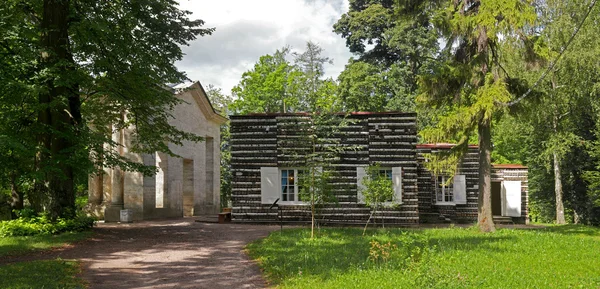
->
[0,232,91,289]
[0,260,86,289]
[247,225,600,288]
[0,231,92,257]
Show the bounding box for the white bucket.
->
[120,209,133,223]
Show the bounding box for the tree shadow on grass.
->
[2,219,279,289]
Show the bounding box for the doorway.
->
[491,181,502,216]
[183,159,194,217]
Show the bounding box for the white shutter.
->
[392,167,402,203]
[503,181,522,217]
[453,175,467,204]
[356,166,367,204]
[260,167,279,204]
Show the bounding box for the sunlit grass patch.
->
[247,225,600,288]
[0,259,86,289]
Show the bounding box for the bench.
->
[218,211,232,223]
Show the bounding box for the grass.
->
[0,232,92,288]
[247,225,600,288]
[0,259,86,289]
[0,231,92,257]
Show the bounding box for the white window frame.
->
[435,175,455,205]
[376,168,394,204]
[357,166,402,206]
[279,168,304,205]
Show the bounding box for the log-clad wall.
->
[230,112,419,225]
[417,146,480,223]
[230,113,528,225]
[417,146,529,224]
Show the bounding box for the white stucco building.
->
[88,82,227,221]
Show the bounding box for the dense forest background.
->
[1,0,600,225]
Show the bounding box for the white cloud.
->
[176,0,352,94]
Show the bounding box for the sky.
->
[176,0,353,94]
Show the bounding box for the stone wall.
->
[87,82,225,221]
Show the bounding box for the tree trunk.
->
[553,152,566,224]
[478,120,496,232]
[10,173,24,219]
[37,0,80,219]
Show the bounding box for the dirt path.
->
[2,219,278,289]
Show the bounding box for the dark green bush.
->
[0,213,95,237]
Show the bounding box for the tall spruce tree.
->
[418,0,536,232]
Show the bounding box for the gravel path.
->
[2,219,278,289]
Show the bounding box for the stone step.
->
[493,216,514,224]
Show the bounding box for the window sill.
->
[278,201,308,206]
[382,201,402,207]
[434,202,456,206]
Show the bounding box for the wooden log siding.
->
[230,112,419,225]
[416,147,480,223]
[417,146,529,224]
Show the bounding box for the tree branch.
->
[500,0,598,107]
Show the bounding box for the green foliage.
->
[0,213,94,237]
[204,84,233,209]
[490,116,531,164]
[247,226,600,288]
[0,0,213,218]
[334,0,441,114]
[292,41,341,112]
[290,112,356,238]
[0,191,11,220]
[0,260,86,289]
[230,47,302,113]
[231,43,340,114]
[360,165,394,208]
[337,60,389,111]
[491,0,600,224]
[298,169,336,205]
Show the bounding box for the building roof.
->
[492,164,528,169]
[416,143,479,149]
[175,81,228,125]
[239,111,417,117]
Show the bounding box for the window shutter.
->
[261,167,279,204]
[356,166,367,204]
[392,167,402,203]
[453,174,467,204]
[503,181,522,217]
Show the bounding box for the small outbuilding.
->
[230,112,528,225]
[417,144,528,224]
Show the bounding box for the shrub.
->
[0,213,95,237]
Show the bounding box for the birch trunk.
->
[553,151,566,224]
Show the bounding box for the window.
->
[280,169,303,202]
[376,169,393,180]
[356,166,402,205]
[435,175,454,203]
[374,168,393,202]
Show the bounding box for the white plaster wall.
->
[88,87,223,220]
[122,124,145,220]
[166,90,221,216]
